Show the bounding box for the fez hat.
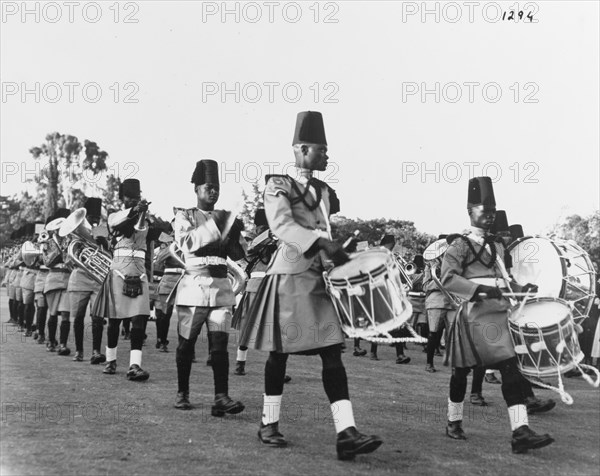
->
[509,224,524,242]
[380,234,396,247]
[45,215,54,225]
[191,160,219,186]
[438,234,448,240]
[24,223,36,238]
[119,179,141,200]
[84,197,103,218]
[467,176,496,211]
[54,208,70,220]
[254,209,268,228]
[292,111,327,145]
[490,210,509,234]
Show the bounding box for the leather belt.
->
[469,277,509,288]
[186,256,227,267]
[113,249,145,259]
[164,268,184,274]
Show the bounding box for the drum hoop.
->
[508,296,573,331]
[327,263,390,287]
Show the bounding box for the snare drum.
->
[509,297,583,378]
[509,237,596,323]
[324,248,413,339]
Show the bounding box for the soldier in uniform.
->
[239,111,382,460]
[33,219,53,344]
[4,244,18,325]
[43,209,72,353]
[441,176,554,453]
[171,159,246,417]
[94,179,152,381]
[66,198,105,362]
[20,223,39,337]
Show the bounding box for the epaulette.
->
[445,233,462,244]
[265,175,292,197]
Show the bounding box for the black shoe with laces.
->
[511,425,554,454]
[126,364,149,381]
[174,392,192,410]
[211,394,244,417]
[446,420,467,440]
[258,422,287,447]
[103,360,117,374]
[336,426,383,461]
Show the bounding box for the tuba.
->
[59,208,112,284]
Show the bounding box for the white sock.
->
[106,347,117,362]
[507,404,528,431]
[262,394,282,425]
[448,399,464,422]
[486,369,495,375]
[331,399,356,433]
[237,349,248,362]
[130,349,142,367]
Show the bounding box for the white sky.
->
[1,1,598,236]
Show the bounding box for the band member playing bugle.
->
[171,159,246,416]
[441,176,554,453]
[94,179,152,381]
[239,111,382,460]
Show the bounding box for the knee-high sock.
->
[59,319,71,346]
[17,302,25,327]
[426,331,439,365]
[331,399,356,433]
[106,319,120,349]
[265,352,288,396]
[211,351,229,395]
[91,316,104,352]
[47,315,58,343]
[36,307,47,338]
[176,335,194,393]
[497,358,526,407]
[74,313,85,353]
[8,299,16,321]
[450,367,470,402]
[130,315,146,351]
[471,366,485,395]
[24,303,35,331]
[320,346,350,403]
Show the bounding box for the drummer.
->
[239,111,382,460]
[441,176,554,454]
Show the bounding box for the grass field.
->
[1,293,599,476]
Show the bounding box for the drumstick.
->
[342,230,360,251]
[478,292,537,298]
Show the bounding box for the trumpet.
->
[59,208,112,284]
[134,200,151,231]
[393,252,414,289]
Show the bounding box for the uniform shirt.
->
[423,261,453,310]
[108,208,149,253]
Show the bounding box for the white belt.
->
[114,249,145,259]
[313,230,330,239]
[250,271,266,279]
[186,256,227,267]
[164,268,184,274]
[469,277,508,288]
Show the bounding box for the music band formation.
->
[3,111,599,460]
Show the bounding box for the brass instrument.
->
[21,241,42,267]
[168,242,247,295]
[423,239,461,309]
[134,200,151,231]
[37,230,50,244]
[59,208,112,284]
[392,252,414,289]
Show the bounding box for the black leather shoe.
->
[485,373,502,384]
[425,364,436,373]
[37,336,45,345]
[353,347,367,357]
[123,331,130,340]
[525,396,556,414]
[46,341,57,352]
[336,426,383,461]
[396,355,411,364]
[57,345,71,356]
[511,425,554,454]
[103,360,117,374]
[258,422,287,447]
[127,364,149,381]
[72,351,84,362]
[369,353,379,361]
[284,375,292,383]
[160,343,169,353]
[174,392,192,410]
[32,332,39,340]
[470,393,488,406]
[211,394,244,417]
[155,341,161,349]
[234,361,246,376]
[90,352,106,365]
[24,330,32,337]
[446,420,467,440]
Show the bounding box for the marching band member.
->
[20,223,39,337]
[239,111,382,460]
[152,235,181,352]
[4,246,18,325]
[67,198,104,362]
[441,176,554,453]
[13,235,25,331]
[171,159,246,415]
[42,208,71,353]
[95,179,152,381]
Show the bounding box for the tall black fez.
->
[413,255,425,269]
[380,234,396,247]
[191,160,219,186]
[438,234,448,240]
[509,224,524,241]
[254,209,268,228]
[467,176,496,211]
[54,208,70,220]
[119,179,141,200]
[84,197,103,217]
[45,215,54,225]
[490,210,509,233]
[25,223,36,237]
[292,111,327,145]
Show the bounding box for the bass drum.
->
[508,237,596,323]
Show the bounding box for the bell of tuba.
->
[59,208,112,284]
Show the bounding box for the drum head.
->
[509,237,563,297]
[510,298,571,327]
[328,249,391,282]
